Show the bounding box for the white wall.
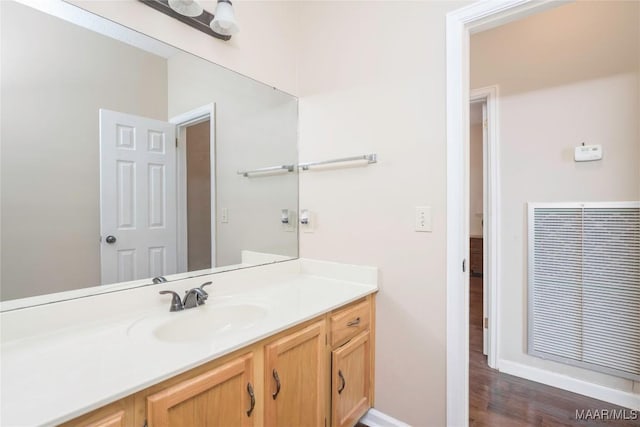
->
[296,1,470,425]
[471,0,640,395]
[167,52,298,266]
[67,0,299,96]
[0,1,167,300]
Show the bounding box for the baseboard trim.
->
[498,359,640,410]
[359,408,410,427]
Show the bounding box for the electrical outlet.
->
[283,210,296,232]
[415,206,432,232]
[300,209,315,233]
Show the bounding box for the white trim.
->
[446,1,568,426]
[170,103,216,271]
[498,359,640,411]
[170,104,214,128]
[445,8,469,427]
[359,409,410,427]
[469,86,500,370]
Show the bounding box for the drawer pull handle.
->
[272,369,281,400]
[347,317,360,327]
[246,382,255,417]
[338,370,346,394]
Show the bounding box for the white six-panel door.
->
[100,109,177,285]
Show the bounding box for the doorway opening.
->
[446,4,564,423]
[171,104,216,272]
[468,86,499,373]
[468,99,486,368]
[449,1,640,425]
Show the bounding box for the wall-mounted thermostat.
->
[574,144,603,162]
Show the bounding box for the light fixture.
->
[167,0,203,17]
[140,0,237,41]
[210,0,239,36]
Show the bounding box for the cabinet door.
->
[60,397,134,427]
[332,331,371,427]
[146,353,255,427]
[264,320,326,427]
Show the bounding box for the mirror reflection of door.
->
[100,110,215,285]
[99,109,177,284]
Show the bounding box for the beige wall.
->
[471,0,640,395]
[469,119,483,237]
[0,1,167,300]
[68,0,299,95]
[296,1,469,424]
[167,52,298,267]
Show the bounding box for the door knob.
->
[105,235,117,244]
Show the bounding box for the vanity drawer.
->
[330,299,370,347]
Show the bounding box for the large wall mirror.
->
[0,0,299,305]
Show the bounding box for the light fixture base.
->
[140,0,232,41]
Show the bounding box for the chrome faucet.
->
[159,282,213,312]
[183,287,208,309]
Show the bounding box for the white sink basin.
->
[127,303,269,344]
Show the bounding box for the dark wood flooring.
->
[469,276,636,427]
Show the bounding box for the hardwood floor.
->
[469,276,636,427]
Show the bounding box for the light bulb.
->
[210,0,239,36]
[168,0,203,17]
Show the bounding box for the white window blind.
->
[528,202,640,381]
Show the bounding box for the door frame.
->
[470,86,499,370]
[170,103,216,271]
[445,1,567,426]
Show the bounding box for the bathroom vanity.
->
[1,259,377,426]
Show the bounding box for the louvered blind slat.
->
[528,203,640,381]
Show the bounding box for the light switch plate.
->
[221,208,229,223]
[415,206,432,232]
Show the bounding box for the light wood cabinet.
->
[64,295,375,427]
[59,396,134,427]
[331,331,371,427]
[264,320,326,427]
[328,298,374,427]
[145,353,255,427]
[329,300,370,348]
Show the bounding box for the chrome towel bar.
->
[238,154,377,177]
[298,153,377,170]
[237,165,295,177]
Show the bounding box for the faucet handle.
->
[159,290,184,312]
[199,281,213,294]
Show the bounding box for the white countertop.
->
[0,259,378,427]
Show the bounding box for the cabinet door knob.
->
[272,369,281,400]
[338,369,346,394]
[246,382,255,417]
